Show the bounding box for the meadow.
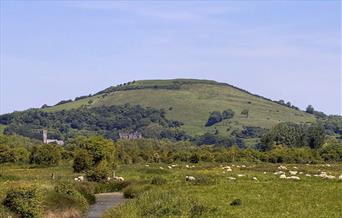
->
[1,162,341,218]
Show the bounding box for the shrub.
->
[151,176,167,185]
[95,180,132,193]
[230,199,241,206]
[54,182,88,212]
[3,186,42,218]
[123,184,152,199]
[86,160,111,182]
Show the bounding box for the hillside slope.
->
[44,79,315,136]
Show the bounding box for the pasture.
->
[1,163,341,218]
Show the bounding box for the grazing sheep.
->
[171,164,177,167]
[252,177,258,181]
[237,174,245,177]
[113,176,125,181]
[168,166,172,169]
[278,165,287,170]
[305,174,311,177]
[299,172,303,175]
[263,172,267,174]
[293,166,298,169]
[287,176,300,180]
[338,175,342,180]
[159,167,164,169]
[145,164,150,167]
[279,174,287,179]
[185,176,196,181]
[74,176,84,182]
[186,165,190,168]
[228,177,236,180]
[289,171,298,175]
[241,165,246,168]
[274,171,285,175]
[226,168,232,172]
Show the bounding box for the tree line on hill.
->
[0,104,187,142]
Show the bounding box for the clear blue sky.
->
[1,1,341,115]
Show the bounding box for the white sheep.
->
[186,165,190,168]
[241,165,246,168]
[289,171,298,175]
[293,166,298,169]
[279,174,287,179]
[338,175,342,180]
[185,176,196,181]
[226,168,232,172]
[286,176,300,180]
[263,172,267,174]
[252,177,258,181]
[274,171,285,175]
[159,167,164,169]
[114,176,125,181]
[237,174,245,177]
[171,164,177,167]
[278,165,287,170]
[168,166,172,169]
[145,164,150,167]
[228,177,236,180]
[305,174,311,177]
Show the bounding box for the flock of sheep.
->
[74,163,342,183]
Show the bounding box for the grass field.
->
[43,80,316,136]
[1,163,341,218]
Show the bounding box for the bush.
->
[95,180,132,193]
[151,176,167,185]
[29,144,62,166]
[54,182,89,212]
[3,186,42,218]
[123,184,152,199]
[230,199,241,206]
[86,160,111,182]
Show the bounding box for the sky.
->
[0,0,341,115]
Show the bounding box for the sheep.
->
[299,172,303,175]
[293,166,298,169]
[159,167,164,169]
[168,166,172,169]
[241,165,246,168]
[186,165,190,168]
[74,176,84,182]
[171,164,177,167]
[226,168,232,172]
[185,176,196,181]
[263,172,267,174]
[278,165,287,170]
[145,164,150,167]
[286,176,300,180]
[289,171,298,175]
[113,176,125,181]
[338,175,342,180]
[228,177,236,180]
[274,171,285,175]
[252,177,258,181]
[279,174,287,179]
[305,174,311,177]
[237,174,245,177]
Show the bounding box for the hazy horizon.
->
[1,1,341,115]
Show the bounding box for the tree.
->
[306,124,325,149]
[241,109,249,118]
[71,136,117,178]
[306,105,314,114]
[205,111,222,126]
[29,144,62,166]
[222,109,235,119]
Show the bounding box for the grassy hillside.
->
[44,79,315,136]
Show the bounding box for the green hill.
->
[43,79,315,136]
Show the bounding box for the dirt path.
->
[87,192,125,218]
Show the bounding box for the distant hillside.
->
[40,79,315,136]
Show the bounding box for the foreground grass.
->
[1,163,341,217]
[105,163,342,218]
